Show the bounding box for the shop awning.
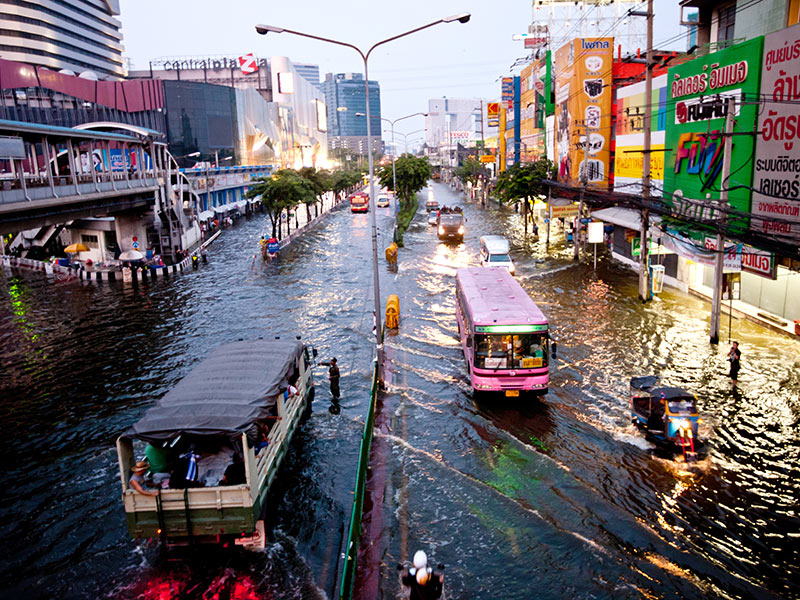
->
[198,210,214,220]
[591,207,643,230]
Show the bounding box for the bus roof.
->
[456,267,547,332]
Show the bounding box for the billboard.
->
[614,74,668,194]
[662,37,764,233]
[752,22,800,243]
[554,38,614,186]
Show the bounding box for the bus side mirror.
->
[466,337,473,348]
[551,342,558,359]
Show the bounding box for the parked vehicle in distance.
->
[428,211,439,226]
[438,212,465,242]
[116,339,316,548]
[376,193,390,208]
[456,267,553,396]
[426,200,439,212]
[479,235,515,274]
[350,194,369,213]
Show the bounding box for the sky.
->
[119,0,686,141]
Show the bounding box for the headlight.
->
[508,265,515,273]
[674,419,691,431]
[457,225,465,234]
[438,226,445,235]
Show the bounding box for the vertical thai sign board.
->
[752,22,800,245]
[554,38,613,187]
[662,37,763,233]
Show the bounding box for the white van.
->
[479,235,515,274]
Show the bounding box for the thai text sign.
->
[549,203,580,218]
[663,37,763,232]
[752,22,800,242]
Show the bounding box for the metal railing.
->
[338,355,380,599]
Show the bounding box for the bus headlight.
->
[457,225,465,235]
[438,226,445,235]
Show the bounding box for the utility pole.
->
[710,96,736,344]
[576,123,588,261]
[637,0,654,301]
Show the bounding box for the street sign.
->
[132,241,140,250]
[544,218,550,223]
[549,203,579,218]
[580,217,591,224]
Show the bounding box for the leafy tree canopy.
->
[378,154,431,207]
[495,158,555,205]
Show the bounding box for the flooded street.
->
[1,182,799,599]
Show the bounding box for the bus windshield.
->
[474,333,548,370]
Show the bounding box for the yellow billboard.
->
[554,37,614,187]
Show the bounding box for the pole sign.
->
[549,203,580,218]
[662,37,764,234]
[501,77,514,109]
[752,22,800,243]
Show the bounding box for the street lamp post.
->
[257,15,470,383]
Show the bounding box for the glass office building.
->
[321,72,381,152]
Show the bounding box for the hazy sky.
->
[119,0,686,140]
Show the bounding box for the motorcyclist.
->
[398,550,444,600]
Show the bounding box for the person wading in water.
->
[319,357,340,401]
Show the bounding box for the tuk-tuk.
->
[630,376,700,461]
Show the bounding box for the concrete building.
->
[0,0,126,79]
[679,0,799,49]
[320,72,381,154]
[425,97,497,167]
[293,63,321,89]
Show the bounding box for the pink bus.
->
[456,267,552,396]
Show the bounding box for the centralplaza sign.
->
[157,56,267,72]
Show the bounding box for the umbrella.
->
[64,243,89,253]
[119,249,144,261]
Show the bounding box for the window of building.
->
[717,4,736,42]
[81,234,99,249]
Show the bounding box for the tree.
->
[495,158,555,234]
[245,169,315,239]
[298,167,333,221]
[378,154,431,208]
[332,170,363,203]
[455,157,486,188]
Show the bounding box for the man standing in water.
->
[728,342,741,384]
[320,357,340,400]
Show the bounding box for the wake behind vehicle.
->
[438,212,465,242]
[116,339,315,548]
[479,235,515,274]
[630,376,700,462]
[350,193,369,213]
[456,267,554,396]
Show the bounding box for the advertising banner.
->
[614,74,668,194]
[662,37,763,233]
[501,77,514,109]
[554,38,614,187]
[752,22,800,243]
[487,102,500,120]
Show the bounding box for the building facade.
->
[425,97,497,167]
[320,72,381,154]
[0,0,126,79]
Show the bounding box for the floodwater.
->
[1,183,798,599]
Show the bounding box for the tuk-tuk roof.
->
[126,339,303,443]
[651,386,696,401]
[630,375,659,391]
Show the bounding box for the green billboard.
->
[662,37,763,233]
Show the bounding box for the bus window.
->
[475,334,548,369]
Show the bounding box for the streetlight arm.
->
[366,19,445,60]
[255,24,366,60]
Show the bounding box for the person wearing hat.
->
[319,357,340,400]
[129,460,159,496]
[398,550,444,600]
